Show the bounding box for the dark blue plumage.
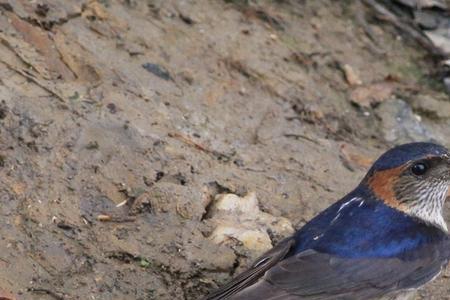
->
[204,143,450,300]
[369,142,448,171]
[292,186,447,259]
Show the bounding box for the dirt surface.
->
[1,0,450,299]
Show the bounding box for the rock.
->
[394,0,447,9]
[339,143,374,170]
[410,95,450,119]
[142,63,173,81]
[211,225,273,253]
[443,77,450,93]
[208,193,294,254]
[424,29,450,55]
[342,64,362,86]
[350,81,396,108]
[414,10,440,30]
[376,99,436,143]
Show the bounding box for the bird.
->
[204,142,450,300]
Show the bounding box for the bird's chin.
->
[404,207,448,233]
[399,182,450,232]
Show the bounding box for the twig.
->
[168,132,232,161]
[97,214,136,222]
[27,287,68,300]
[283,133,321,145]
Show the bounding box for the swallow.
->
[204,142,450,300]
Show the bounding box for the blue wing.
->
[204,189,450,300]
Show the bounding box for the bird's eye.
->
[411,162,429,176]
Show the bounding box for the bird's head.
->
[362,142,450,231]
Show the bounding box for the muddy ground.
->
[0,0,450,299]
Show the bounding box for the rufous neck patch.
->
[367,166,406,208]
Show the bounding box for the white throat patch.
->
[406,183,448,232]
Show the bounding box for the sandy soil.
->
[0,0,450,299]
